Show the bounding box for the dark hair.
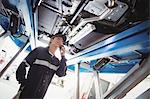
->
[52,33,66,42]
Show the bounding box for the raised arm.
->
[56,56,67,77]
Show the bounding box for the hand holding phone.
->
[60,45,65,56]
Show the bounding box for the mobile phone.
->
[60,45,64,50]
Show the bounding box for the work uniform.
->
[16,47,67,99]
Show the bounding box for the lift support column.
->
[75,63,80,99]
[93,70,103,99]
[102,55,150,99]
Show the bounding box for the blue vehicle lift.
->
[66,20,150,99]
[67,20,150,73]
[0,0,149,98]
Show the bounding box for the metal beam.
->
[41,2,63,15]
[67,20,150,65]
[67,36,150,65]
[67,20,150,61]
[57,0,63,14]
[70,0,89,24]
[33,7,38,47]
[18,0,36,49]
[93,70,102,99]
[33,0,43,12]
[62,0,89,34]
[102,55,150,99]
[68,8,112,37]
[75,63,80,99]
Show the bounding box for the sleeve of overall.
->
[56,56,67,77]
[16,48,39,84]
